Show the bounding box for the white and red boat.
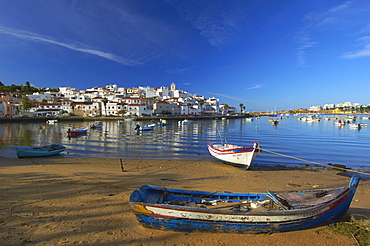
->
[207,142,261,168]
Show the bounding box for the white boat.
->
[334,120,345,126]
[178,119,190,125]
[134,124,154,132]
[46,119,58,124]
[117,120,124,124]
[207,142,261,168]
[348,123,361,128]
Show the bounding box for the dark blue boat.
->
[129,175,360,233]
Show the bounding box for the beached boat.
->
[90,121,103,129]
[129,175,360,233]
[67,127,88,136]
[207,142,261,168]
[16,144,66,158]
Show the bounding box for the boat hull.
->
[16,144,66,158]
[207,142,260,168]
[129,176,359,233]
[67,127,88,137]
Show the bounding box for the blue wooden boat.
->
[129,175,360,233]
[16,144,66,158]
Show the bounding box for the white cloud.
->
[0,25,144,66]
[341,36,370,59]
[294,32,316,67]
[207,92,254,102]
[246,84,262,90]
[167,1,246,48]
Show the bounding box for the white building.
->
[309,105,322,112]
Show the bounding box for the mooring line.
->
[259,148,370,176]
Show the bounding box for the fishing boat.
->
[90,121,103,129]
[207,142,260,168]
[67,127,88,136]
[16,144,66,158]
[129,175,360,233]
[208,125,261,168]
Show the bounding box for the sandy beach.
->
[0,157,369,246]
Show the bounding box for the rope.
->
[259,147,370,176]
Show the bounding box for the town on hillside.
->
[0,82,368,118]
[0,83,240,117]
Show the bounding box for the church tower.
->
[170,82,176,91]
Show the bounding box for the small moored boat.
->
[129,175,360,233]
[158,119,168,126]
[46,119,58,124]
[90,121,103,129]
[134,124,154,132]
[67,127,88,136]
[16,144,66,158]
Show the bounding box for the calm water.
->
[1,115,370,170]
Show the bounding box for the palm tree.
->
[101,98,108,116]
[239,103,244,114]
[186,103,191,115]
[222,104,228,115]
[198,99,205,115]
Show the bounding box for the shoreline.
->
[1,158,369,245]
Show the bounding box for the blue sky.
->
[1,0,370,111]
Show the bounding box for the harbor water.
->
[1,115,370,170]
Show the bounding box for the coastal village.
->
[0,82,237,118]
[0,82,369,118]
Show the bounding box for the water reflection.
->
[1,117,370,169]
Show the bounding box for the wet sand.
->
[0,157,369,245]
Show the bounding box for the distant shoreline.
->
[0,114,254,123]
[1,112,369,123]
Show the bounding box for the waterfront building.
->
[153,101,181,115]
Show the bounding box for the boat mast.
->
[216,124,227,145]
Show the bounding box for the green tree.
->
[222,104,229,114]
[21,96,32,111]
[198,99,205,115]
